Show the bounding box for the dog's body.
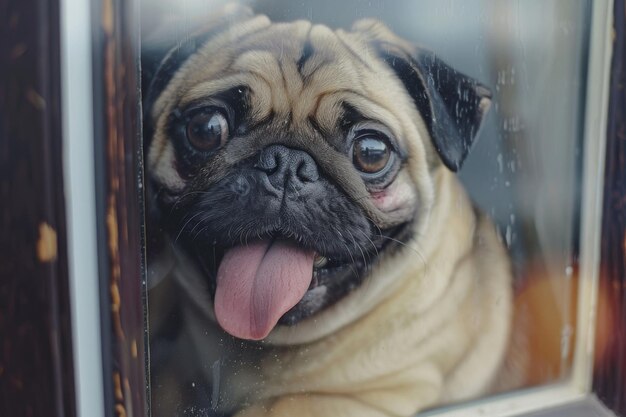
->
[145,6,512,416]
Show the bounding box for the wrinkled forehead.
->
[152,18,414,135]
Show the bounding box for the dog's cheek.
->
[148,140,187,193]
[369,171,417,218]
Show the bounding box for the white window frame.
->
[61,0,105,416]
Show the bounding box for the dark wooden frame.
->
[592,0,626,414]
[0,0,76,416]
[91,0,148,416]
[1,0,623,416]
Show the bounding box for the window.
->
[137,1,614,416]
[3,0,620,416]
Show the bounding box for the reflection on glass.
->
[142,1,591,416]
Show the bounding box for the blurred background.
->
[141,0,592,408]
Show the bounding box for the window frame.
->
[43,0,626,416]
[0,0,76,416]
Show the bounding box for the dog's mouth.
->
[189,230,389,341]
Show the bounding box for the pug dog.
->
[144,5,513,417]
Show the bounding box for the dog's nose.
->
[255,145,319,188]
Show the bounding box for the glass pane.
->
[141,1,591,415]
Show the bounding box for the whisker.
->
[167,190,210,215]
[347,229,368,266]
[174,210,205,243]
[375,234,428,269]
[332,226,357,266]
[192,226,208,242]
[356,228,379,258]
[188,213,215,240]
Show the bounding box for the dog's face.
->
[145,7,490,342]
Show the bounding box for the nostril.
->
[296,159,319,183]
[255,150,280,175]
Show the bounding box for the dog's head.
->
[145,6,491,342]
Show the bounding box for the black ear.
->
[378,46,491,171]
[142,30,215,119]
[141,5,255,116]
[141,28,220,151]
[141,5,256,144]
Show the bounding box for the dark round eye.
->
[186,111,229,152]
[352,136,391,174]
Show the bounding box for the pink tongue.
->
[214,241,315,340]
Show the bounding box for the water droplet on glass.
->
[560,324,573,360]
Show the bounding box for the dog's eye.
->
[186,111,229,152]
[352,136,391,174]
